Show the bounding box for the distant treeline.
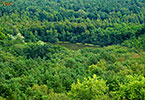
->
[0,0,145,46]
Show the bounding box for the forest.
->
[0,0,145,100]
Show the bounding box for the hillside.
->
[0,0,145,100]
[0,0,145,46]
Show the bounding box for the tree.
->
[113,75,145,100]
[68,74,109,100]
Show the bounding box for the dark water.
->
[53,42,99,50]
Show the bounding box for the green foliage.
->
[23,43,66,59]
[0,50,17,63]
[68,74,109,100]
[122,34,145,50]
[0,41,145,99]
[0,96,6,100]
[0,32,7,40]
[26,84,49,100]
[88,64,104,76]
[0,0,145,99]
[48,93,71,100]
[0,0,145,46]
[113,75,145,100]
[0,27,7,40]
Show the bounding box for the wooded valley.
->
[0,0,145,100]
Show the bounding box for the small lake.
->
[53,42,99,50]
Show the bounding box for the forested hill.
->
[0,0,145,100]
[0,0,145,46]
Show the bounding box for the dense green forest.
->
[1,0,145,46]
[0,0,145,100]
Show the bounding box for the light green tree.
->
[68,74,109,100]
[113,75,145,100]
